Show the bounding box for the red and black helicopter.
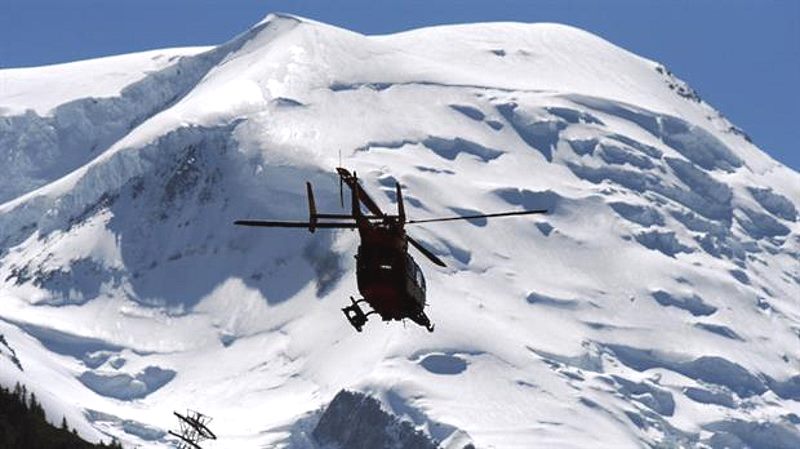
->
[235,167,546,332]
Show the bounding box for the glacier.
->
[0,12,798,449]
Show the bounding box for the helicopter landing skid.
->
[342,297,374,332]
[416,312,435,333]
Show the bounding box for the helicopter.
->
[234,167,547,332]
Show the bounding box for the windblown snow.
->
[0,13,798,449]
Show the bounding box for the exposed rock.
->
[312,390,438,449]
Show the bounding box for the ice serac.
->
[1,12,799,449]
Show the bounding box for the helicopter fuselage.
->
[354,220,429,328]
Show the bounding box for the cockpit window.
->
[407,254,426,292]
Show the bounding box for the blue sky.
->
[2,0,798,170]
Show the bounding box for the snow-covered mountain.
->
[1,12,798,449]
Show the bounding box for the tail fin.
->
[396,182,405,223]
[306,182,317,233]
[351,171,361,219]
[338,151,344,209]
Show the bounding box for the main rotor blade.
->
[406,235,447,267]
[406,209,548,224]
[234,220,357,229]
[336,167,385,217]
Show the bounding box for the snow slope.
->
[0,12,798,449]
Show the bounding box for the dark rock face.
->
[0,334,23,371]
[312,390,438,449]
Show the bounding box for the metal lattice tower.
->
[168,410,217,449]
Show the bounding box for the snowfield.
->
[0,13,798,449]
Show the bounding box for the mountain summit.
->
[0,13,798,449]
